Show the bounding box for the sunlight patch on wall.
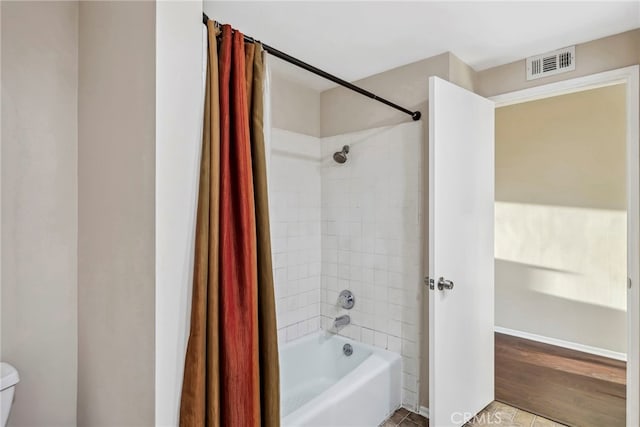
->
[495,201,626,311]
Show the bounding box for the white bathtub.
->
[280,332,402,426]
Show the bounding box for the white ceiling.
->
[205,1,640,91]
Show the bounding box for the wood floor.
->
[495,332,626,427]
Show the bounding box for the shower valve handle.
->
[338,290,355,309]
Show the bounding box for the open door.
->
[428,77,495,426]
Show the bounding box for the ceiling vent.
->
[526,46,575,80]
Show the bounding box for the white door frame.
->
[490,65,640,427]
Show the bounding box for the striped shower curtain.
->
[179,21,280,427]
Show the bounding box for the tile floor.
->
[465,401,568,426]
[380,401,568,427]
[380,407,427,427]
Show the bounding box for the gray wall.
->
[1,2,78,425]
[77,2,156,425]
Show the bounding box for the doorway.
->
[490,67,639,427]
[494,83,627,426]
[426,66,639,427]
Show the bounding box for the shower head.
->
[333,145,350,164]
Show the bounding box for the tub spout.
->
[333,314,350,331]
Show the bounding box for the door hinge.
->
[629,277,632,289]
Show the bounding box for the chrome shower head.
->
[333,145,349,164]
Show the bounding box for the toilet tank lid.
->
[0,363,19,390]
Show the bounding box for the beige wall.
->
[478,29,639,355]
[497,85,626,210]
[319,51,478,138]
[495,85,627,353]
[320,52,449,137]
[476,29,640,97]
[271,71,321,137]
[448,52,477,92]
[1,2,78,426]
[77,2,155,425]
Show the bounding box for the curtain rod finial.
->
[412,111,421,121]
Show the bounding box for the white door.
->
[428,77,495,427]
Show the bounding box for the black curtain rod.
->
[203,13,421,121]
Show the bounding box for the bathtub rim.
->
[279,330,400,364]
[280,330,402,424]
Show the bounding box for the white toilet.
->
[0,363,19,427]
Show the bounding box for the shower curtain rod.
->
[203,13,421,121]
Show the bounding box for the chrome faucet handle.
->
[338,290,355,309]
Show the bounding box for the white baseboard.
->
[494,326,627,362]
[419,406,429,419]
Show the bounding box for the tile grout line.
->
[395,411,421,426]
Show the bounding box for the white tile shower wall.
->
[270,128,323,344]
[320,122,424,410]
